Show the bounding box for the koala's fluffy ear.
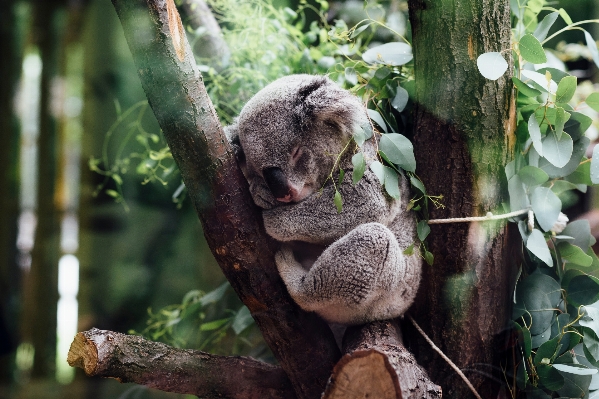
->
[224,121,245,162]
[297,76,369,137]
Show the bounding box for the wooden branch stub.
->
[66,328,296,399]
[323,321,442,399]
[67,331,99,376]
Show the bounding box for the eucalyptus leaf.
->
[584,30,599,68]
[533,12,559,42]
[535,334,561,365]
[514,272,561,334]
[334,190,343,213]
[558,242,593,267]
[526,229,554,267]
[383,166,400,200]
[537,364,565,391]
[564,112,593,141]
[353,125,366,147]
[410,176,426,195]
[562,220,593,251]
[518,165,549,187]
[391,85,409,112]
[521,69,557,93]
[553,364,598,376]
[417,220,431,242]
[542,130,573,168]
[379,133,416,172]
[512,76,542,98]
[352,152,366,185]
[529,113,543,156]
[556,76,577,103]
[547,180,578,195]
[587,93,599,112]
[536,67,571,84]
[591,145,599,185]
[554,107,570,140]
[350,23,371,39]
[345,67,358,85]
[370,160,385,183]
[519,34,547,64]
[530,186,562,232]
[559,8,573,26]
[476,52,508,80]
[539,137,589,178]
[232,306,254,334]
[362,42,413,66]
[569,275,599,306]
[557,367,592,398]
[199,282,229,306]
[508,175,529,213]
[367,109,387,132]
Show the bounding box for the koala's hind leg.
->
[276,222,414,325]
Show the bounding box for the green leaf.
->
[554,107,570,140]
[537,364,565,391]
[334,190,343,213]
[391,85,409,112]
[531,186,562,232]
[383,167,400,200]
[564,112,593,141]
[562,220,593,251]
[514,321,532,357]
[536,67,571,84]
[379,133,416,172]
[345,67,358,85]
[424,251,434,266]
[556,76,577,103]
[350,22,371,39]
[519,34,547,64]
[558,242,593,267]
[512,76,542,98]
[514,272,561,335]
[538,137,589,179]
[568,275,599,306]
[417,220,431,242]
[370,160,385,184]
[591,145,599,185]
[566,160,592,186]
[362,42,413,66]
[548,180,578,195]
[352,152,366,185]
[410,176,426,195]
[353,126,366,147]
[518,165,549,187]
[552,364,597,376]
[558,8,573,25]
[526,229,554,266]
[533,11,559,42]
[508,175,529,212]
[403,244,414,255]
[232,306,254,334]
[521,69,556,93]
[584,30,599,68]
[476,52,508,80]
[557,367,592,398]
[587,93,599,112]
[367,109,387,132]
[338,169,345,187]
[105,189,119,198]
[529,114,543,156]
[542,131,573,168]
[200,282,229,306]
[535,334,561,365]
[200,318,230,331]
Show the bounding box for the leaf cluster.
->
[477,1,599,397]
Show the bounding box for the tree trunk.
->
[0,0,23,381]
[20,0,63,378]
[110,1,340,397]
[406,1,517,398]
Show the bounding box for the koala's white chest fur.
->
[225,74,422,325]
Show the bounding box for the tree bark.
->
[406,1,517,398]
[109,1,340,398]
[67,328,295,399]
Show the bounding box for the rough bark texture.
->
[110,1,340,398]
[324,321,442,399]
[67,328,295,399]
[406,1,517,398]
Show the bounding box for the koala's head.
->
[227,74,369,209]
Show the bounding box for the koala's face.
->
[235,75,367,209]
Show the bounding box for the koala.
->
[225,74,421,325]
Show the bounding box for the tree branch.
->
[67,328,295,399]
[324,321,441,399]
[108,1,340,398]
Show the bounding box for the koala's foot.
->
[275,222,421,325]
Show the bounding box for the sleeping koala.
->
[225,74,421,325]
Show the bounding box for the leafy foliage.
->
[478,1,599,397]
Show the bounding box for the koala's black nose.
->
[263,167,290,199]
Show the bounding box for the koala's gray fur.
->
[225,74,422,325]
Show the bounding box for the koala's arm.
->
[263,169,402,245]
